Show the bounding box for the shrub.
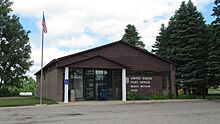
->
[0,88,18,97]
[127,92,139,100]
[19,77,36,95]
[177,94,194,99]
[127,92,146,100]
[148,95,169,100]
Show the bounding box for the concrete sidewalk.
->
[56,99,207,106]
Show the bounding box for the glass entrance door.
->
[84,69,121,100]
[95,70,106,99]
[84,69,95,100]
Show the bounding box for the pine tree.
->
[152,24,169,58]
[122,24,145,48]
[153,1,208,96]
[208,0,220,87]
[0,0,33,95]
[167,2,190,90]
[182,1,208,97]
[212,0,220,24]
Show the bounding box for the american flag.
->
[42,13,47,33]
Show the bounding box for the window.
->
[73,69,84,99]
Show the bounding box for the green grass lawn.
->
[0,97,58,107]
[208,88,220,94]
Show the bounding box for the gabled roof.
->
[66,55,128,69]
[35,40,174,75]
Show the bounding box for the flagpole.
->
[40,11,44,105]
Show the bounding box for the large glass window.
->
[70,68,122,100]
[112,70,121,98]
[73,69,84,99]
[84,69,95,100]
[105,70,112,97]
[95,70,104,98]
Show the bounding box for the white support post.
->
[122,68,126,101]
[64,67,69,103]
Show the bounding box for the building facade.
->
[35,41,176,102]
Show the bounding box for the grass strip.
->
[0,97,57,107]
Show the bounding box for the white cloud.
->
[11,0,213,77]
[56,34,96,49]
[139,19,170,50]
[27,47,81,76]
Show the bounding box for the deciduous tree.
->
[0,0,32,94]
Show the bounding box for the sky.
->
[10,0,215,77]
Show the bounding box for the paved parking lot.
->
[0,100,220,124]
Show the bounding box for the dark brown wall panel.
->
[68,56,124,69]
[58,42,171,71]
[82,43,170,71]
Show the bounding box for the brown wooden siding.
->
[59,42,170,71]
[68,56,125,69]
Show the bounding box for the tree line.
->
[122,0,219,98]
[151,0,220,97]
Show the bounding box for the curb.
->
[0,99,209,109]
[0,104,49,110]
[52,99,207,106]
[123,99,206,105]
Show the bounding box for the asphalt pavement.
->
[0,100,219,124]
